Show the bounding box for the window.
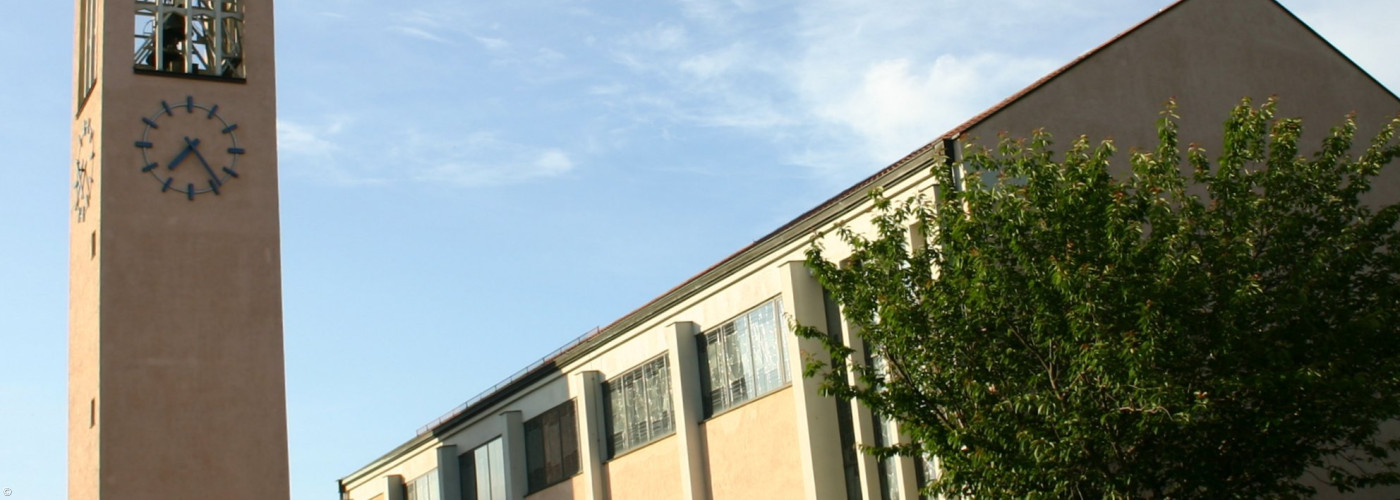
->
[873,413,900,500]
[404,470,439,500]
[134,0,245,78]
[524,400,579,493]
[78,0,98,107]
[460,438,505,500]
[605,355,674,456]
[868,346,902,500]
[698,298,790,416]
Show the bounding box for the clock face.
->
[134,96,244,200]
[74,118,96,222]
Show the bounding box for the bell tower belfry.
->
[69,1,289,499]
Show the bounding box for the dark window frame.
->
[604,354,675,458]
[524,400,580,494]
[697,297,790,417]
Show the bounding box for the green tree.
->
[800,99,1400,498]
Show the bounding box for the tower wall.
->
[69,1,288,499]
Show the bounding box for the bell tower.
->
[69,1,289,499]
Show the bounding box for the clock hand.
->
[166,137,201,170]
[188,141,222,185]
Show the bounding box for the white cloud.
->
[278,116,390,186]
[400,131,576,187]
[389,25,450,44]
[806,54,1056,168]
[475,35,509,50]
[278,120,338,158]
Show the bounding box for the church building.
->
[329,0,1397,499]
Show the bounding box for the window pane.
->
[525,419,545,489]
[646,359,673,436]
[704,331,729,412]
[526,400,579,491]
[486,439,505,500]
[460,451,477,500]
[749,302,785,393]
[624,371,647,448]
[543,408,562,483]
[560,402,579,476]
[607,356,675,455]
[724,324,749,405]
[608,381,628,455]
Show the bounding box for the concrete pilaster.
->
[436,445,461,500]
[501,410,527,500]
[572,371,609,500]
[666,321,710,500]
[892,424,921,499]
[779,261,849,500]
[385,475,405,500]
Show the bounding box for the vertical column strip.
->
[436,445,461,500]
[573,371,608,500]
[780,261,848,500]
[666,321,709,500]
[500,411,527,500]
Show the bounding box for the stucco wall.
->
[703,387,805,500]
[604,434,683,500]
[961,0,1400,201]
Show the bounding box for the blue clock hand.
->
[188,140,221,184]
[167,137,201,170]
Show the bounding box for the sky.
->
[1,0,1397,499]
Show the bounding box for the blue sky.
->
[2,1,1397,499]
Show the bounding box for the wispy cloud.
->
[389,25,451,44]
[588,0,1074,184]
[475,35,509,50]
[278,116,391,186]
[398,130,577,187]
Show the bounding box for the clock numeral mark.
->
[222,167,240,178]
[185,96,195,112]
[142,163,159,172]
[135,141,153,149]
[186,184,196,201]
[207,105,219,119]
[161,178,174,192]
[228,147,246,155]
[222,124,238,134]
[142,117,159,129]
[208,180,221,195]
[160,101,174,116]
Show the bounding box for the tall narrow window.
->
[461,438,505,500]
[78,0,98,107]
[605,355,675,456]
[524,400,580,493]
[868,347,901,500]
[133,0,245,78]
[698,298,790,416]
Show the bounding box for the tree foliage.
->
[800,99,1400,498]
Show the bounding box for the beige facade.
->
[69,1,290,499]
[340,1,1400,499]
